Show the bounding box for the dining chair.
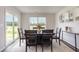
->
[18,28,25,46]
[42,30,53,52]
[53,28,61,45]
[24,30,37,52]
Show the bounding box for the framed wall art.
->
[59,14,64,23]
[68,11,73,22]
[59,10,74,23]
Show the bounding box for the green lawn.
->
[6,26,18,40]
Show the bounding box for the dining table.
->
[25,32,55,52]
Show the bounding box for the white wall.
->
[21,13,55,30]
[0,6,21,51]
[0,7,5,51]
[55,6,79,49]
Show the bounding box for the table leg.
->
[75,34,77,52]
[25,40,27,52]
[62,31,63,40]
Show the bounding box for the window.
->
[14,16,18,40]
[5,12,14,45]
[29,17,46,30]
[5,11,19,45]
[30,17,37,25]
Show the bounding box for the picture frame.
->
[64,11,69,22]
[59,11,73,23]
[59,14,64,23]
[68,11,73,21]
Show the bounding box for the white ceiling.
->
[16,6,65,14]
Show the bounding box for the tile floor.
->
[4,40,74,52]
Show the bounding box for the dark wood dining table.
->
[25,33,55,52]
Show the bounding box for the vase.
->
[37,29,41,34]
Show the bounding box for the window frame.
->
[29,16,46,30]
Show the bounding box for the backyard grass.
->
[6,26,18,43]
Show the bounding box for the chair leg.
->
[26,45,27,52]
[59,39,61,45]
[56,39,57,42]
[29,46,30,48]
[19,39,21,46]
[25,40,27,52]
[42,44,43,52]
[51,41,52,52]
[52,39,53,52]
[36,45,37,52]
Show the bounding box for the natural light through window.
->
[29,17,46,30]
[5,11,19,45]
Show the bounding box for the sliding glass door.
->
[14,16,18,40]
[5,11,19,45]
[5,12,14,45]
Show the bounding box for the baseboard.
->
[61,40,79,52]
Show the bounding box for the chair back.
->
[18,28,25,39]
[59,28,61,38]
[24,30,37,45]
[42,34,52,39]
[24,30,37,41]
[56,28,61,38]
[42,29,53,34]
[56,28,58,34]
[41,33,52,46]
[18,28,22,39]
[42,30,53,44]
[25,30,37,34]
